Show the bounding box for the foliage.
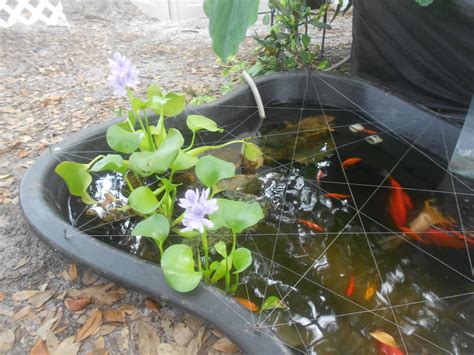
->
[415,0,433,6]
[55,53,271,298]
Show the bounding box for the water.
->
[69,105,474,354]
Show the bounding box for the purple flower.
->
[108,52,139,97]
[179,188,218,233]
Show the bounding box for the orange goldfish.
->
[345,275,355,297]
[363,129,378,135]
[364,282,377,301]
[370,330,405,355]
[342,157,362,169]
[424,227,474,249]
[325,193,351,199]
[316,169,325,184]
[234,297,260,312]
[388,176,413,227]
[298,219,324,233]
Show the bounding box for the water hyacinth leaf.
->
[117,112,136,132]
[146,83,162,99]
[186,115,223,133]
[161,128,185,150]
[90,154,126,174]
[210,199,264,234]
[131,214,170,247]
[161,244,202,292]
[210,259,227,284]
[127,186,159,214]
[131,97,147,111]
[415,0,433,6]
[129,143,179,177]
[147,95,170,112]
[195,155,235,188]
[260,296,286,312]
[55,162,92,197]
[204,0,259,62]
[232,248,252,274]
[163,93,186,117]
[170,150,198,171]
[106,124,144,154]
[214,241,227,258]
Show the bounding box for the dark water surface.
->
[69,106,474,354]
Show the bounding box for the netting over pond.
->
[49,73,474,354]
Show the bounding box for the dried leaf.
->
[94,336,105,350]
[12,290,40,301]
[0,292,5,302]
[36,317,58,340]
[67,283,126,305]
[13,256,30,270]
[19,149,29,158]
[119,305,136,318]
[212,337,239,353]
[81,271,98,286]
[30,338,48,355]
[99,325,117,336]
[173,323,194,347]
[75,309,102,342]
[52,336,80,355]
[0,329,15,353]
[369,330,399,348]
[13,305,33,321]
[144,298,160,314]
[29,291,55,308]
[64,297,91,312]
[68,264,78,281]
[137,319,160,355]
[102,309,125,324]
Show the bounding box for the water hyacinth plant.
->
[54,52,268,295]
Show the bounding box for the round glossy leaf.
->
[90,154,126,174]
[131,214,170,247]
[242,142,262,163]
[186,115,223,133]
[55,161,92,197]
[195,155,235,188]
[162,93,185,117]
[161,128,184,150]
[129,141,179,177]
[214,241,227,258]
[232,247,252,274]
[210,259,227,284]
[127,186,159,214]
[210,199,264,233]
[260,296,286,312]
[161,244,202,292]
[170,150,198,171]
[106,123,144,154]
[146,83,162,99]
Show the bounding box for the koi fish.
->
[234,297,260,312]
[362,129,378,135]
[398,226,425,243]
[298,219,324,233]
[364,282,377,301]
[342,157,362,169]
[388,176,413,227]
[424,227,474,249]
[345,275,355,297]
[316,169,325,184]
[325,193,351,199]
[370,330,405,355]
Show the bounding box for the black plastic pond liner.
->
[351,0,474,117]
[20,72,462,354]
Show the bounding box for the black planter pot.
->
[20,72,461,354]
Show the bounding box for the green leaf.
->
[131,214,170,247]
[161,244,202,292]
[90,154,126,174]
[210,199,264,234]
[131,97,147,111]
[163,93,186,117]
[170,150,198,171]
[146,83,162,99]
[260,296,286,312]
[106,123,144,154]
[186,115,223,133]
[214,241,228,258]
[127,186,159,214]
[129,132,181,176]
[309,19,331,30]
[232,248,252,274]
[55,162,92,197]
[317,58,331,70]
[203,0,259,61]
[242,142,263,163]
[415,0,433,6]
[210,259,227,283]
[195,155,235,188]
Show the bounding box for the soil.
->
[0,1,352,353]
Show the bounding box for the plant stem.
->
[143,110,156,151]
[201,229,209,271]
[225,258,230,292]
[187,139,245,157]
[153,185,166,196]
[86,155,105,169]
[231,230,237,254]
[184,132,196,152]
[124,175,134,192]
[171,212,185,227]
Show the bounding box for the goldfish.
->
[298,219,324,233]
[345,275,355,297]
[370,330,405,355]
[316,169,325,184]
[342,157,362,169]
[325,193,351,199]
[424,227,474,249]
[398,226,425,243]
[364,282,377,301]
[233,297,260,312]
[388,176,413,227]
[362,129,378,135]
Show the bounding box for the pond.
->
[68,103,474,354]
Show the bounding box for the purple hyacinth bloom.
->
[179,188,218,233]
[108,52,139,97]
